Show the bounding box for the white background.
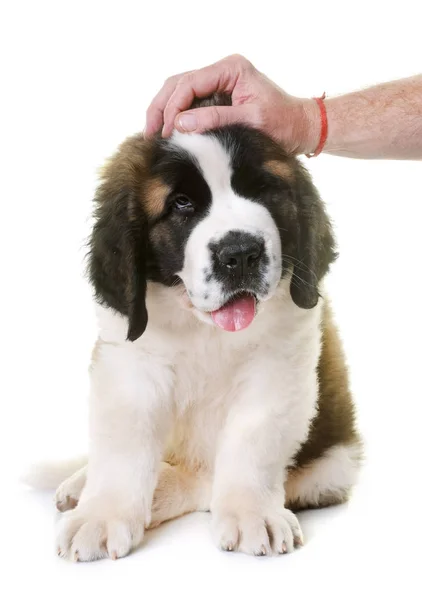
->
[1,1,421,598]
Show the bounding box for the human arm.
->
[145,54,422,160]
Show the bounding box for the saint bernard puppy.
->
[27,95,362,561]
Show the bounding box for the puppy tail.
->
[21,456,87,489]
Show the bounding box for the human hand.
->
[145,54,320,155]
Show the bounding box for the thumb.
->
[175,104,257,133]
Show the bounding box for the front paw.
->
[211,497,303,556]
[56,498,145,562]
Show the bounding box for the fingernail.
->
[177,113,197,132]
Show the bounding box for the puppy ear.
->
[289,170,337,309]
[88,143,150,341]
[125,198,149,341]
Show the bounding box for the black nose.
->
[216,234,264,277]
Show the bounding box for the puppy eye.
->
[173,194,194,214]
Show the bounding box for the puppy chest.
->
[171,340,245,408]
[165,348,243,467]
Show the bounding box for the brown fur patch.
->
[144,178,170,217]
[265,159,294,181]
[190,93,232,110]
[292,302,362,469]
[99,135,151,195]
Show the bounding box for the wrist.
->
[299,98,323,156]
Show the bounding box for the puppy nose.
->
[217,236,263,277]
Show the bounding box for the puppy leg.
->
[212,446,303,556]
[55,462,212,526]
[211,357,318,556]
[56,340,175,562]
[150,463,211,528]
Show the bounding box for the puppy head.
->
[89,109,336,340]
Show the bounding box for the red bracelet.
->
[306,92,328,158]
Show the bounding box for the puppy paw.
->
[56,499,145,562]
[212,502,303,556]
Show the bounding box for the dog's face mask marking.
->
[168,131,282,331]
[89,125,336,340]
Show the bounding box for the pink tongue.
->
[211,294,256,332]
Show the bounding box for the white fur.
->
[22,456,86,490]
[285,442,362,507]
[52,442,361,538]
[27,133,358,561]
[55,280,321,559]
